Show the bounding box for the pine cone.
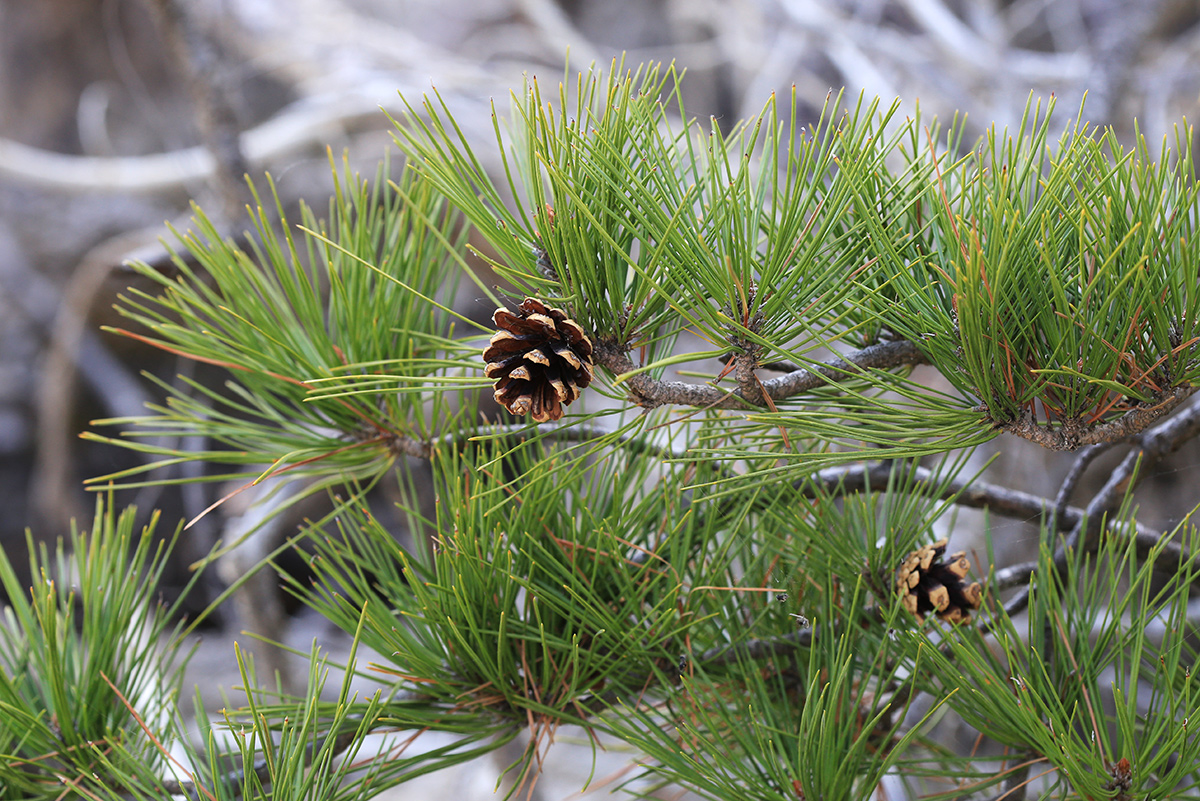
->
[895,539,982,624]
[483,298,594,422]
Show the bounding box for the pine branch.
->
[803,462,1151,537]
[1001,386,1197,450]
[378,421,686,461]
[997,397,1200,620]
[1048,442,1116,534]
[145,0,251,221]
[594,338,929,409]
[991,561,1040,591]
[1061,394,1200,561]
[719,352,804,374]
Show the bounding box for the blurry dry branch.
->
[6,1,1199,195]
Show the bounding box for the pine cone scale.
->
[552,342,584,370]
[506,365,532,381]
[483,330,531,356]
[547,373,571,402]
[484,358,515,378]
[525,312,557,330]
[524,347,552,367]
[927,583,950,612]
[557,318,588,344]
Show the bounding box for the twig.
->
[803,462,1147,536]
[1046,442,1116,542]
[719,352,801,373]
[577,624,820,717]
[101,672,217,801]
[512,0,604,68]
[995,585,1033,621]
[594,338,929,410]
[733,345,767,407]
[896,0,1081,81]
[1062,395,1200,558]
[990,561,1039,592]
[1083,0,1167,122]
[0,229,153,423]
[381,421,689,462]
[777,0,1083,84]
[1001,386,1196,450]
[1051,443,1113,526]
[809,458,1194,626]
[809,461,1167,547]
[1001,397,1200,620]
[980,752,1041,801]
[216,475,306,695]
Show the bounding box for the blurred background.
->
[3,0,1200,796]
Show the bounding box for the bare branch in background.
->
[0,94,386,192]
[145,0,252,220]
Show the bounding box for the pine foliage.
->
[4,60,1200,800]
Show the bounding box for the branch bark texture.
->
[594,339,930,410]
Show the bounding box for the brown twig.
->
[1060,395,1200,560]
[998,397,1200,620]
[1048,442,1116,537]
[594,338,930,410]
[1001,386,1196,450]
[801,462,1155,538]
[100,671,217,801]
[379,421,688,462]
[979,754,1047,801]
[719,352,802,373]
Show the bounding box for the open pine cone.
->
[895,539,982,624]
[483,298,594,422]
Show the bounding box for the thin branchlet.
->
[1002,386,1196,450]
[594,339,930,410]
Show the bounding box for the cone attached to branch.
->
[895,539,982,624]
[483,298,594,422]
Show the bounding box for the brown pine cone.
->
[483,298,594,422]
[895,539,982,624]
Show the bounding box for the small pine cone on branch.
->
[895,539,982,624]
[483,298,594,422]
